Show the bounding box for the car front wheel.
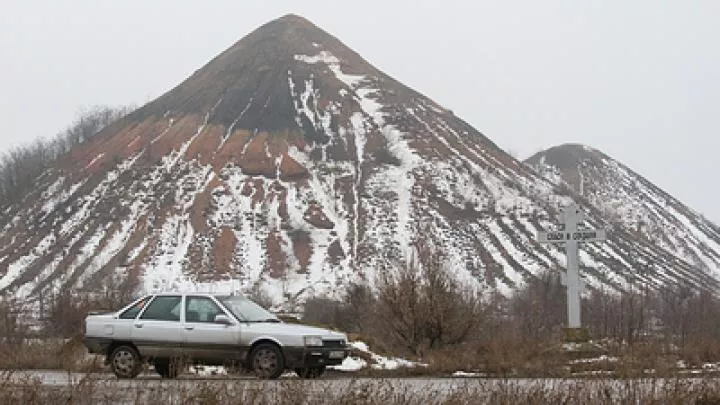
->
[251,343,285,379]
[110,345,141,379]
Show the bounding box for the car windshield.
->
[217,295,279,322]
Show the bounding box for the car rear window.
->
[119,296,150,319]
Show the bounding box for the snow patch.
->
[83,153,105,171]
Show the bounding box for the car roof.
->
[148,292,243,297]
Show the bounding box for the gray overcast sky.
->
[2,0,718,221]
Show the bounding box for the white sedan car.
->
[83,293,350,379]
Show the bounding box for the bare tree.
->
[45,290,87,338]
[375,257,425,354]
[57,105,133,151]
[244,283,274,309]
[418,245,483,349]
[0,105,133,205]
[374,241,485,355]
[508,269,566,342]
[302,283,375,334]
[584,286,624,339]
[0,297,28,346]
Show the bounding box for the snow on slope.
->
[527,144,720,280]
[0,17,718,311]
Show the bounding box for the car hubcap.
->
[113,350,135,376]
[254,349,278,376]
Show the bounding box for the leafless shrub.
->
[91,271,141,312]
[45,290,89,338]
[508,269,566,342]
[374,240,486,356]
[302,283,374,334]
[42,271,140,339]
[0,296,29,347]
[244,283,275,309]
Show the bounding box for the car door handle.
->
[185,326,194,331]
[134,324,144,328]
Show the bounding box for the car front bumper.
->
[284,346,351,368]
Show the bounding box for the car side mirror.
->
[214,314,233,326]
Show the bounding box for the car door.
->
[112,295,152,340]
[183,296,242,362]
[132,295,184,358]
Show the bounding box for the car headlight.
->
[303,336,323,347]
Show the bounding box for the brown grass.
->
[4,338,720,404]
[0,338,100,372]
[3,372,720,405]
[5,334,720,381]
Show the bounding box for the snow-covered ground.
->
[330,341,426,372]
[180,340,423,376]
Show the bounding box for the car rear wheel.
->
[110,345,141,379]
[295,366,325,379]
[251,343,285,379]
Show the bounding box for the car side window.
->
[119,297,150,320]
[140,296,182,321]
[186,296,223,323]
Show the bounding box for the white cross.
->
[538,203,606,329]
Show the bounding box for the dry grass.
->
[4,335,720,380]
[4,338,720,404]
[0,337,100,372]
[336,337,720,380]
[4,372,720,405]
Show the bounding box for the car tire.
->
[250,343,285,379]
[110,345,142,379]
[153,358,180,379]
[295,366,325,379]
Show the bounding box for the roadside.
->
[4,370,720,405]
[4,336,720,380]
